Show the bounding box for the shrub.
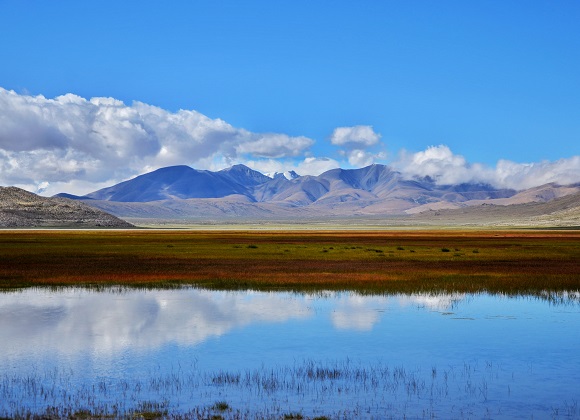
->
[213,401,230,411]
[284,414,304,420]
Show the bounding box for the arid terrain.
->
[0,187,133,228]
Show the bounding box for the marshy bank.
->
[0,229,579,294]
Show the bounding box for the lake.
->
[1,287,579,419]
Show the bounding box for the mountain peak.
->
[220,163,252,172]
[219,164,271,186]
[270,170,300,180]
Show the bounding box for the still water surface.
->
[1,288,579,418]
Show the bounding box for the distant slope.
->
[406,182,580,214]
[0,187,133,228]
[409,191,580,226]
[80,191,580,227]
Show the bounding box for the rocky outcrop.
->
[0,187,134,228]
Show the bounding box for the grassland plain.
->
[0,229,579,294]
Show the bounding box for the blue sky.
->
[1,1,579,195]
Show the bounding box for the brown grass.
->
[0,229,578,294]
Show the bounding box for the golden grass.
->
[0,229,578,294]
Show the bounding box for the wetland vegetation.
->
[0,229,579,295]
[6,357,578,419]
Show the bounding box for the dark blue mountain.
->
[83,165,263,202]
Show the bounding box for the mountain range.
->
[55,164,580,226]
[63,163,517,205]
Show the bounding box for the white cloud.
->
[297,156,341,175]
[330,125,381,148]
[244,156,341,178]
[0,88,314,195]
[330,125,386,168]
[345,150,372,167]
[36,181,50,194]
[396,145,580,190]
[235,133,314,158]
[396,145,482,185]
[2,88,579,195]
[341,149,387,167]
[494,156,580,189]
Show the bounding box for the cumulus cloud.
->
[0,88,314,195]
[235,133,314,158]
[396,145,580,190]
[330,125,386,168]
[297,157,341,175]
[341,149,387,167]
[396,145,486,185]
[330,125,381,148]
[2,88,579,195]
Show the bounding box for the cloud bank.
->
[1,88,579,196]
[0,88,317,194]
[396,145,580,190]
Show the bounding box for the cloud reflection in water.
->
[330,293,466,331]
[0,288,312,358]
[0,289,468,359]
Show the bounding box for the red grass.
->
[1,229,578,293]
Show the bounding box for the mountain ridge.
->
[68,163,518,207]
[53,163,580,225]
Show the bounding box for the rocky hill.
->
[0,187,133,228]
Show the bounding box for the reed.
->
[0,230,578,296]
[1,358,577,419]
